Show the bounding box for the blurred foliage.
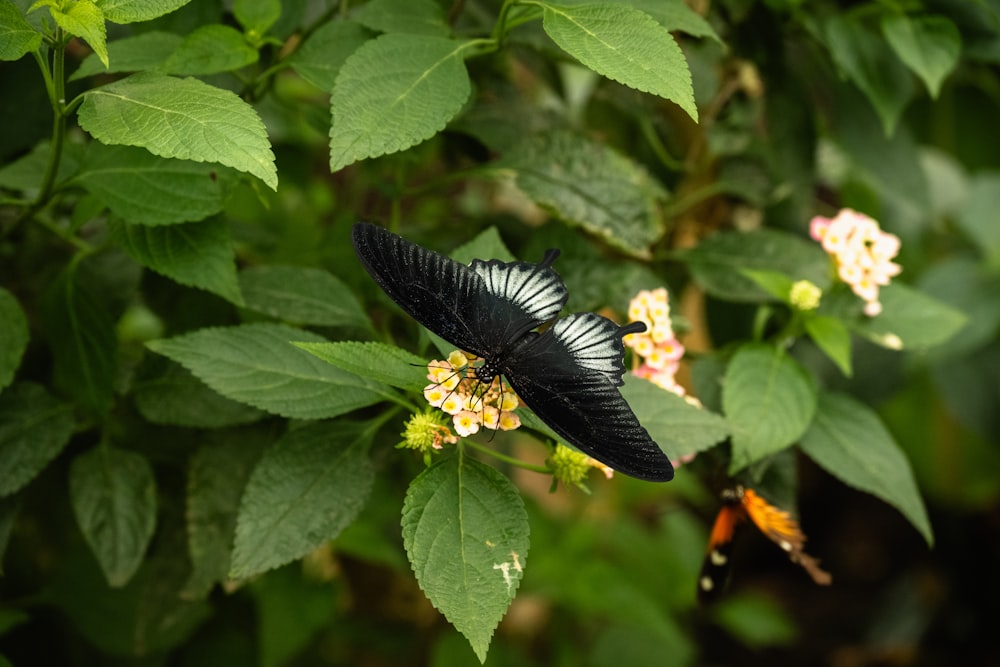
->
[2,0,1000,665]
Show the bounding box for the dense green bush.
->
[1,0,998,665]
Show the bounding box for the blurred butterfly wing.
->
[353,223,570,356]
[503,313,674,482]
[352,222,491,355]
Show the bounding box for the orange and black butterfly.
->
[697,485,832,603]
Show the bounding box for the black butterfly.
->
[352,222,674,482]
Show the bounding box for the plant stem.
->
[462,438,552,474]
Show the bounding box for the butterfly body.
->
[352,222,674,482]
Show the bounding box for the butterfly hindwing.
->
[503,314,674,481]
[470,252,568,333]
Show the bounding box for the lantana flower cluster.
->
[809,209,901,317]
[623,287,686,396]
[423,350,522,438]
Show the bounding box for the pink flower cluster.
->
[809,209,901,317]
[623,288,686,396]
[423,350,522,437]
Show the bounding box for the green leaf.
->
[230,421,375,578]
[329,34,472,171]
[70,447,157,587]
[680,229,831,302]
[853,282,967,351]
[291,19,372,92]
[0,288,29,391]
[354,0,449,36]
[146,323,390,419]
[233,0,280,34]
[41,267,117,415]
[251,565,338,667]
[800,392,933,545]
[882,14,960,98]
[401,450,529,662]
[74,143,229,225]
[78,72,277,189]
[824,14,914,135]
[540,2,696,121]
[183,428,270,598]
[451,226,516,264]
[956,172,1000,267]
[741,268,796,302]
[722,343,818,472]
[109,217,244,305]
[621,0,721,42]
[0,140,82,193]
[620,375,729,460]
[97,0,191,24]
[714,594,797,648]
[804,314,853,377]
[162,23,258,75]
[919,257,1000,361]
[0,1,42,60]
[70,30,182,80]
[295,341,427,391]
[498,130,667,257]
[0,383,75,496]
[133,360,264,428]
[0,496,19,572]
[50,0,108,68]
[238,265,371,329]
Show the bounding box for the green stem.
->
[462,438,552,474]
[36,35,67,206]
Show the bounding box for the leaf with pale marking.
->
[146,324,391,419]
[540,2,696,120]
[401,451,529,662]
[329,34,471,171]
[109,218,243,305]
[801,393,933,545]
[230,421,375,578]
[70,447,157,587]
[78,72,277,189]
[722,343,818,472]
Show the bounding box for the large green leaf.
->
[98,0,191,24]
[49,0,108,68]
[109,217,244,305]
[354,0,449,36]
[183,428,271,598]
[146,324,391,419]
[0,2,42,60]
[291,20,372,91]
[0,288,28,391]
[722,343,818,472]
[401,450,529,663]
[853,282,966,351]
[41,268,117,415]
[75,143,229,225]
[498,130,667,257]
[295,341,427,391]
[78,72,277,189]
[230,421,376,578]
[161,24,258,75]
[882,14,960,99]
[133,360,264,428]
[238,265,371,329]
[70,447,157,587]
[620,375,729,460]
[70,31,182,80]
[329,34,472,171]
[800,392,933,545]
[680,228,831,302]
[824,14,914,135]
[540,2,696,120]
[0,383,75,496]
